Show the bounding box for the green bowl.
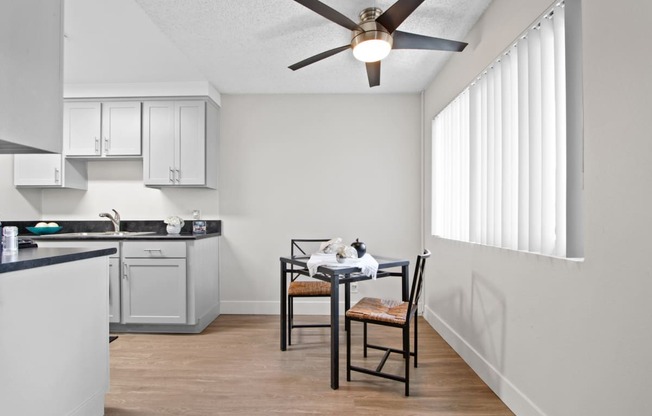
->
[26,226,63,235]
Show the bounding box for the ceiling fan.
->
[289,0,469,87]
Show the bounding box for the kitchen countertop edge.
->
[0,247,118,274]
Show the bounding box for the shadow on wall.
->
[15,188,43,218]
[470,271,507,394]
[431,269,507,395]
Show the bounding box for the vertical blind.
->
[432,1,568,257]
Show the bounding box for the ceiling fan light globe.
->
[353,39,392,62]
[351,26,393,63]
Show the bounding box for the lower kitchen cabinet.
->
[121,240,187,324]
[34,236,220,333]
[122,257,187,324]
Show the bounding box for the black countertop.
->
[29,232,219,241]
[3,219,221,241]
[0,247,118,274]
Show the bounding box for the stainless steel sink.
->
[46,231,158,238]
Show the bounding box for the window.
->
[432,0,583,258]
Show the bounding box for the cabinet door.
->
[63,102,101,156]
[102,101,142,156]
[108,257,120,323]
[143,101,176,185]
[122,258,187,324]
[13,154,62,186]
[176,101,206,185]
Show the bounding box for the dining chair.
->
[288,238,331,346]
[345,249,430,396]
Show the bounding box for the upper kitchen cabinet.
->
[63,102,100,156]
[63,101,142,158]
[0,0,63,153]
[14,154,87,189]
[102,102,142,156]
[143,100,218,188]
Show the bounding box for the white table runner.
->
[307,253,379,279]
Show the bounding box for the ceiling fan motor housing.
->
[351,7,393,62]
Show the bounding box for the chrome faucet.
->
[99,209,120,232]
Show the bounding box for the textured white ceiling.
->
[63,0,491,94]
[132,0,492,94]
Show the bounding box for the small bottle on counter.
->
[2,226,18,253]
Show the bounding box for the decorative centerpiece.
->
[336,245,358,263]
[319,237,361,263]
[164,216,185,234]
[351,238,366,258]
[26,222,62,235]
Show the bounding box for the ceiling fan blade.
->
[392,30,468,52]
[289,45,351,71]
[365,61,381,87]
[292,0,361,31]
[376,0,425,33]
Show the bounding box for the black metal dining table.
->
[279,254,410,389]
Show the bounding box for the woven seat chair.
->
[345,249,430,396]
[287,238,331,346]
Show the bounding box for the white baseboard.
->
[423,305,546,416]
[219,300,349,315]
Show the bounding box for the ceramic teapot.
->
[351,238,366,258]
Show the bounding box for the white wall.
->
[64,0,205,84]
[41,160,219,220]
[0,157,219,221]
[423,0,652,415]
[218,94,421,313]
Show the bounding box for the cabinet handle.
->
[144,249,163,253]
[95,137,99,153]
[54,167,60,184]
[104,137,109,154]
[176,169,181,183]
[169,167,174,183]
[123,263,128,279]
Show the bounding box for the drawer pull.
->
[144,249,163,252]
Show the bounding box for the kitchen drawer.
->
[122,241,186,258]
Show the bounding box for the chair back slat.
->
[290,239,330,282]
[405,249,431,321]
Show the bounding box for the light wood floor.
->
[105,315,513,416]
